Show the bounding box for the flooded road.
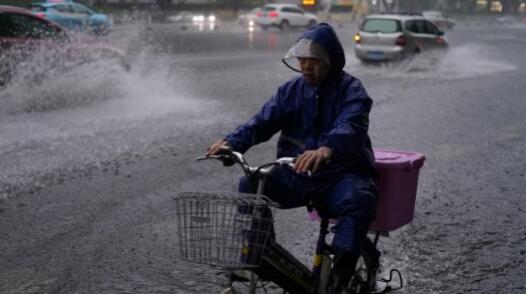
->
[1,22,525,293]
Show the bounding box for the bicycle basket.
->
[174,191,277,269]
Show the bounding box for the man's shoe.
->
[326,249,360,294]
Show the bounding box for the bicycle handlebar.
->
[197,146,302,179]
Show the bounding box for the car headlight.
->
[353,33,361,43]
[208,15,216,22]
[193,15,205,22]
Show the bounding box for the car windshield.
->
[362,19,401,33]
[423,12,441,18]
[29,5,46,12]
[262,6,276,12]
[72,4,92,15]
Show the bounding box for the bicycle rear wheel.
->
[348,237,379,293]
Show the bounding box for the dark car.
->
[0,5,126,87]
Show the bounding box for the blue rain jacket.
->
[225,23,376,177]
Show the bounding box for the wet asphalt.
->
[0,21,525,293]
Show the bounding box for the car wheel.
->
[92,25,110,36]
[414,41,423,54]
[308,19,316,28]
[280,20,290,30]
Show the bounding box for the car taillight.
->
[269,11,278,17]
[353,33,361,44]
[256,12,262,17]
[35,12,46,18]
[395,35,406,47]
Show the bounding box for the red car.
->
[0,5,127,86]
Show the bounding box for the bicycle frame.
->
[250,166,335,294]
[198,148,398,294]
[226,212,334,294]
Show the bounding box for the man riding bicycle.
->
[207,23,377,294]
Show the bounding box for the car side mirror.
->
[437,30,444,36]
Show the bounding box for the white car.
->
[353,14,449,63]
[166,11,218,31]
[166,11,194,23]
[255,4,317,30]
[495,15,516,25]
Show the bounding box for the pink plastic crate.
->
[369,148,425,232]
[308,148,425,232]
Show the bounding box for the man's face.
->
[298,57,330,86]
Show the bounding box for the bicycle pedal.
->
[230,270,252,282]
[220,287,236,294]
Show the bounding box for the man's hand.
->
[294,146,333,174]
[206,139,230,157]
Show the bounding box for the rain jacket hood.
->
[283,23,346,76]
[225,23,376,178]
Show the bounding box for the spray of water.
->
[1,58,120,114]
[346,43,516,80]
[0,25,219,198]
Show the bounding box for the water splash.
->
[346,43,516,80]
[434,43,516,79]
[0,27,218,198]
[0,44,126,114]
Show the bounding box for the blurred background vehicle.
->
[192,12,217,26]
[166,10,194,24]
[353,14,448,63]
[166,10,217,30]
[237,7,260,28]
[494,15,516,25]
[422,10,455,30]
[29,0,112,35]
[255,4,317,31]
[0,5,127,87]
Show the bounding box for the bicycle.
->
[174,147,425,293]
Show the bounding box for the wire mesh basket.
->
[175,191,277,269]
